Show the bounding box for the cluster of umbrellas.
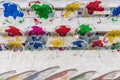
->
[0,25,119,51]
[0,1,119,51]
[1,0,120,22]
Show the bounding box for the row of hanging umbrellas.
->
[0,25,119,51]
[1,0,120,20]
[1,66,120,80]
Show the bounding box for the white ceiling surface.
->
[0,50,120,79]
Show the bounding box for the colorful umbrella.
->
[6,70,36,80]
[45,69,77,80]
[24,66,60,80]
[94,70,120,80]
[70,71,97,80]
[0,70,16,80]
